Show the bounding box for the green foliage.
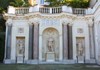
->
[0,17,6,32]
[45,0,60,7]
[45,0,90,8]
[0,32,5,62]
[0,7,4,13]
[10,0,31,7]
[0,0,14,13]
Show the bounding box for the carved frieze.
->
[41,18,60,27]
[18,28,24,33]
[4,12,93,26]
[77,28,83,33]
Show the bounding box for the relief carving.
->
[77,28,83,33]
[16,38,25,55]
[18,28,24,33]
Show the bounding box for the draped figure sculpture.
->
[47,37,54,52]
[78,43,83,56]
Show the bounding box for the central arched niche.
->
[42,28,59,61]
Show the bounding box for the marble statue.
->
[47,37,54,52]
[17,40,25,54]
[78,43,83,56]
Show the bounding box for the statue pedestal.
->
[46,52,55,62]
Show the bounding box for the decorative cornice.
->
[4,12,94,26]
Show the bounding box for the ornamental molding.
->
[4,12,94,26]
[4,14,28,20]
[4,12,77,20]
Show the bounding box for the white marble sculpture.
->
[47,37,54,52]
[78,43,83,56]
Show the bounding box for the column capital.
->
[62,19,73,26]
[29,18,40,25]
[33,22,39,26]
[6,23,12,27]
[28,21,33,26]
[68,23,73,26]
[87,19,93,27]
[88,23,93,27]
[62,22,67,25]
[6,19,12,26]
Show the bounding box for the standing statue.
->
[47,37,54,52]
[17,40,24,54]
[78,43,83,56]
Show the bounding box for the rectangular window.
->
[41,0,44,4]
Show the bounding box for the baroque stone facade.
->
[3,0,100,64]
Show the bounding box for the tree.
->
[10,0,31,7]
[45,0,61,7]
[45,0,90,8]
[0,0,14,13]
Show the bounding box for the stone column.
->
[28,23,33,59]
[68,24,73,59]
[63,23,68,60]
[5,24,12,59]
[39,35,42,61]
[88,24,95,59]
[33,23,39,60]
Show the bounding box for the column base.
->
[46,52,55,62]
[62,60,75,64]
[96,60,100,65]
[4,59,16,64]
[85,59,96,63]
[25,60,39,64]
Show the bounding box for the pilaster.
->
[88,23,95,59]
[63,23,68,60]
[28,23,33,59]
[5,20,12,59]
[33,23,39,60]
[68,23,73,59]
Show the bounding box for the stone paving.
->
[0,64,100,70]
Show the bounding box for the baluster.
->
[17,9,18,14]
[44,8,46,13]
[54,8,55,14]
[45,8,47,13]
[16,9,17,14]
[52,8,53,14]
[17,8,18,14]
[40,8,42,13]
[53,8,55,14]
[42,8,43,13]
[20,9,21,14]
[56,8,57,13]
[45,8,46,13]
[24,8,25,14]
[48,8,49,13]
[43,8,44,13]
[26,8,27,14]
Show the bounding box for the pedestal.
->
[46,52,55,62]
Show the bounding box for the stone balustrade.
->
[39,7,50,13]
[8,5,100,15]
[73,8,86,15]
[15,7,29,14]
[39,7,62,14]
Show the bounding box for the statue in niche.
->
[47,37,54,52]
[77,43,84,56]
[17,40,24,54]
